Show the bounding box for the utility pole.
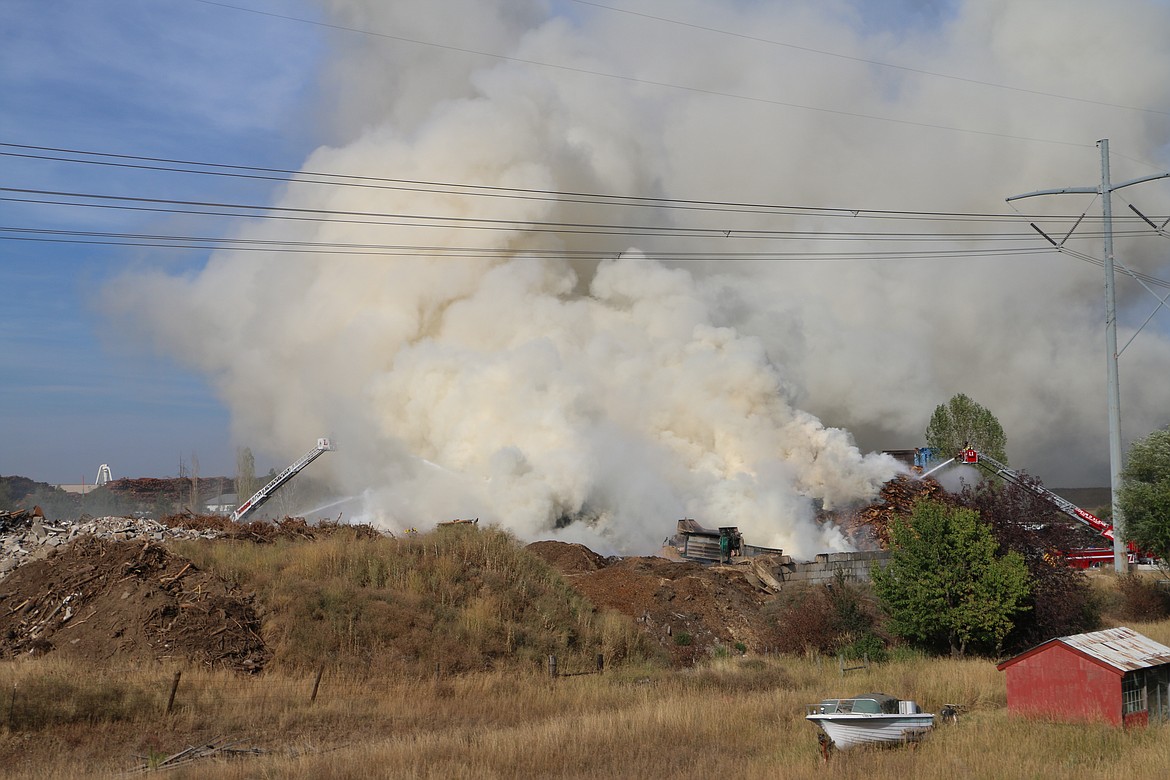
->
[1008,139,1170,573]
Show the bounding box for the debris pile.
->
[157,513,382,543]
[526,540,611,574]
[0,506,44,532]
[1,515,220,581]
[0,537,270,671]
[528,543,779,665]
[106,476,234,505]
[835,474,951,548]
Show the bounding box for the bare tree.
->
[189,452,200,513]
[235,446,258,507]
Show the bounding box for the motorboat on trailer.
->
[806,693,934,750]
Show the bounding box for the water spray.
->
[918,458,955,480]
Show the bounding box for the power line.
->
[10,227,1168,290]
[2,142,1123,229]
[0,142,1082,223]
[0,227,1055,263]
[11,188,1147,243]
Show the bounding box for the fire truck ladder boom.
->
[961,449,1113,540]
[230,438,335,522]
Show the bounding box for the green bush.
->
[840,632,888,663]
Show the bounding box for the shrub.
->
[840,632,888,663]
[1114,574,1170,622]
[767,575,890,658]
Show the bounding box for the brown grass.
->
[2,533,1169,778]
[170,525,660,674]
[2,627,1169,779]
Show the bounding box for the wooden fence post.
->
[165,672,181,716]
[596,654,604,674]
[548,655,557,679]
[310,664,325,704]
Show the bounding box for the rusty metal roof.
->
[1059,627,1170,672]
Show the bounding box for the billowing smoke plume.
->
[104,0,1170,556]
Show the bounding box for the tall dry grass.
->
[171,525,660,674]
[2,645,1169,779]
[4,533,1170,777]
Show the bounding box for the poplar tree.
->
[925,393,1007,462]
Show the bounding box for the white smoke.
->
[104,0,1170,555]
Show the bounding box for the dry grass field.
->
[1,526,1168,778]
[1,620,1168,779]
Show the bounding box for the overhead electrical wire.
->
[6,188,1152,243]
[8,227,1169,292]
[0,142,1099,224]
[0,226,1054,262]
[4,147,1165,283]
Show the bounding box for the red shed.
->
[997,627,1170,726]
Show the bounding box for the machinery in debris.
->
[670,518,784,564]
[230,438,335,523]
[943,447,1136,568]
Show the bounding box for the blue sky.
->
[2,0,324,482]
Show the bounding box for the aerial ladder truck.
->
[956,447,1135,568]
[230,438,335,523]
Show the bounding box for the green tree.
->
[926,393,1008,462]
[873,500,1030,656]
[1120,426,1170,567]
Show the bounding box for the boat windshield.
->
[811,695,899,715]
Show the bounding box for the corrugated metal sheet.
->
[1060,627,1170,672]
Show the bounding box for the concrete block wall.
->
[767,550,890,588]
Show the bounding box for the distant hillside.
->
[0,475,63,504]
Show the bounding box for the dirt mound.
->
[526,540,610,574]
[0,537,269,671]
[540,548,779,666]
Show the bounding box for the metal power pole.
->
[1098,141,1126,574]
[1008,140,1170,573]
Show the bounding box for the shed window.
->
[1123,673,1147,715]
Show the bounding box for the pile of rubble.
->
[155,513,383,543]
[0,536,269,671]
[0,509,386,671]
[835,474,952,547]
[1,513,221,581]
